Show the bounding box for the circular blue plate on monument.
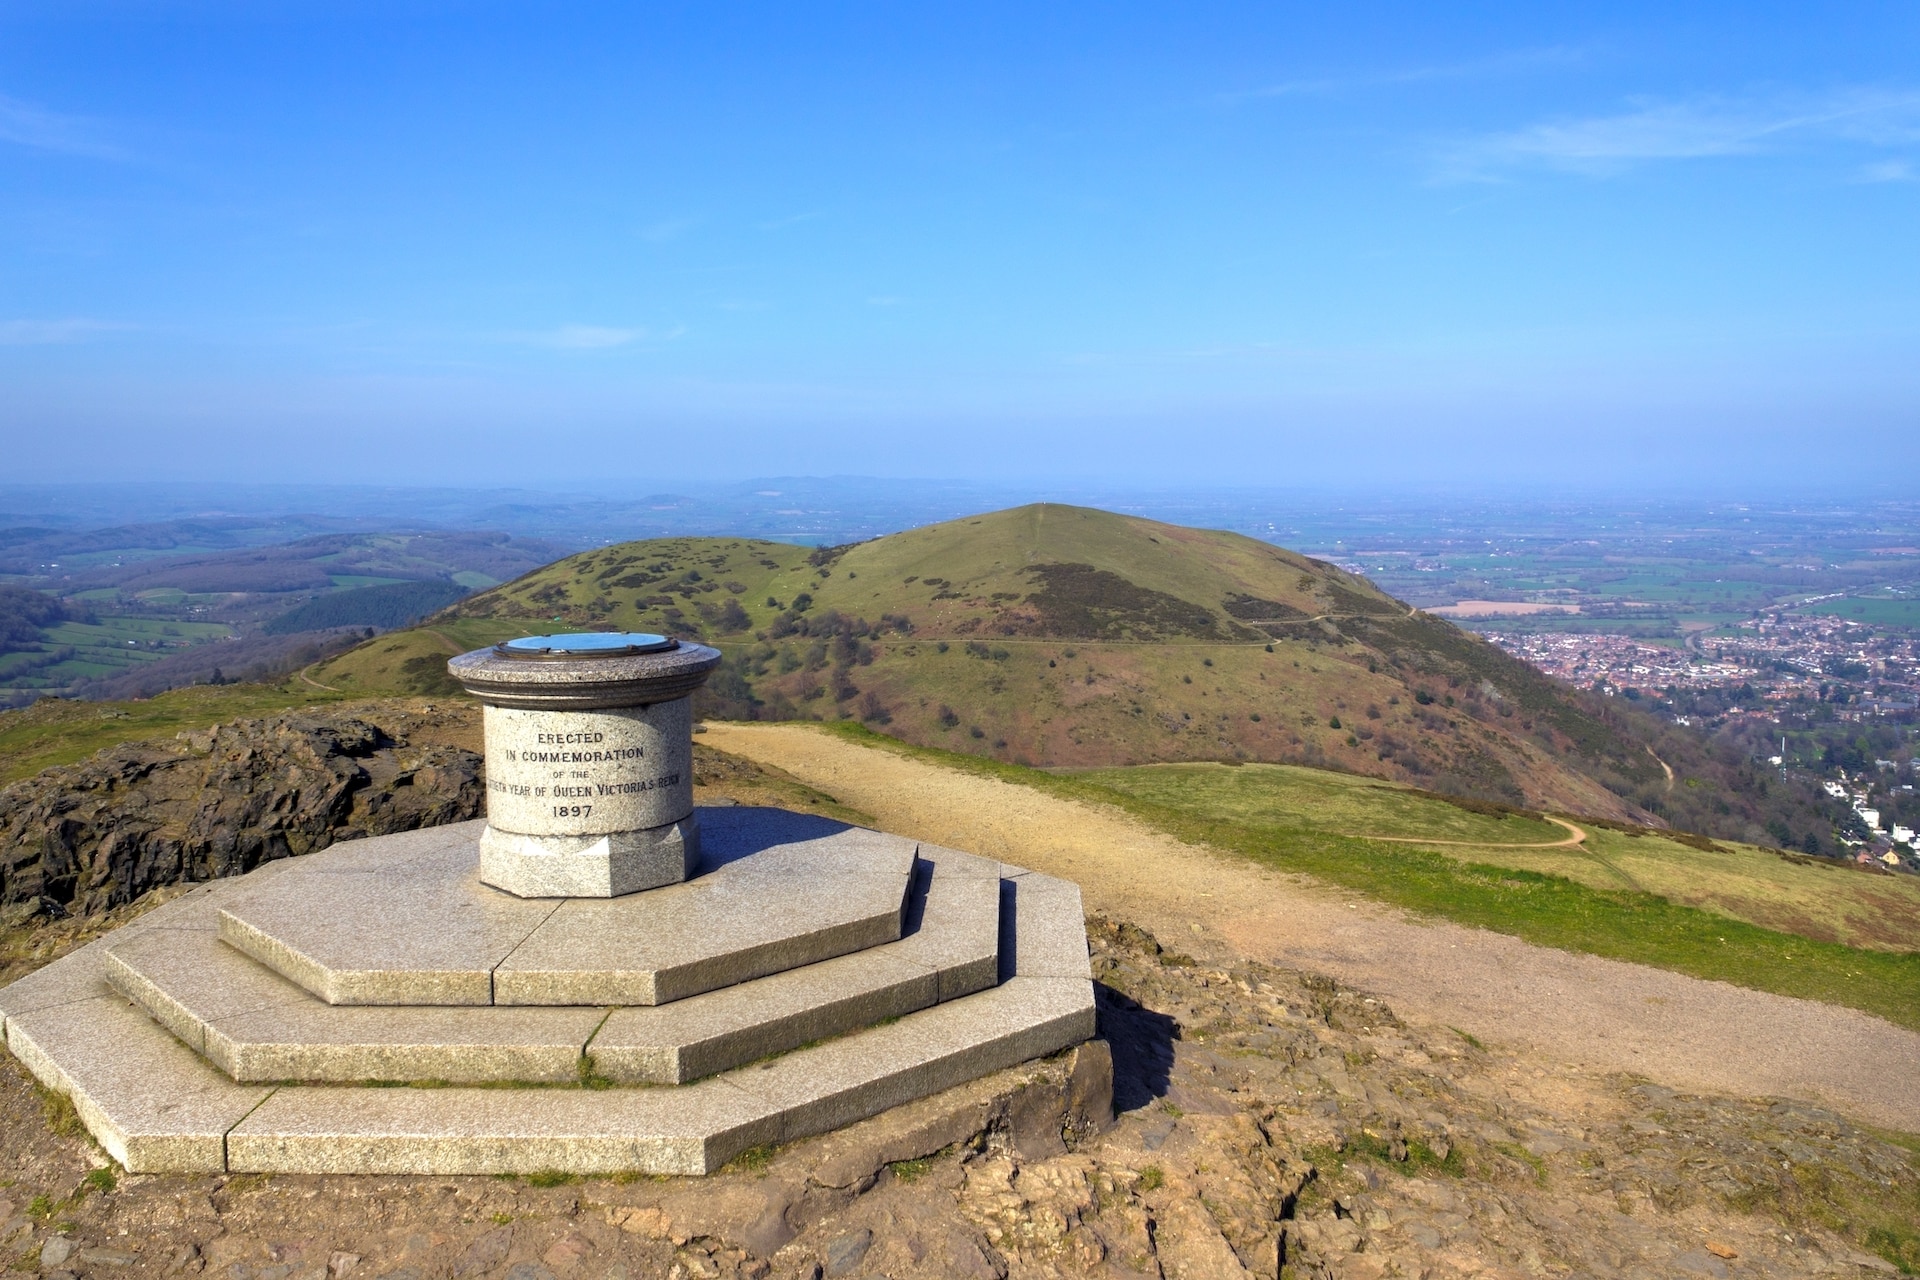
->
[498,632,676,658]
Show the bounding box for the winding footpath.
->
[1362,814,1588,849]
[703,722,1920,1134]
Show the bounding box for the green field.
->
[1801,597,1920,628]
[325,574,412,590]
[0,615,236,689]
[305,616,526,697]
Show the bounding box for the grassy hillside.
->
[1085,762,1920,953]
[305,505,1702,823]
[0,683,347,784]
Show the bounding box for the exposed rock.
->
[821,1228,871,1276]
[0,705,483,914]
[0,910,1914,1278]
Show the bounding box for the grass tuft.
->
[889,1158,934,1184]
[725,1144,777,1175]
[33,1085,83,1140]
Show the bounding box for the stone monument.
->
[449,632,721,897]
[0,631,1099,1177]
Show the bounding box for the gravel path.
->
[703,722,1920,1134]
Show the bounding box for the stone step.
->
[225,976,1094,1176]
[592,844,1001,1083]
[100,845,1003,1085]
[1,849,1093,1175]
[0,875,290,1172]
[216,809,918,1006]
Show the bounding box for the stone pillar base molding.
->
[477,815,700,898]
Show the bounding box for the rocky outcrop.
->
[0,709,482,916]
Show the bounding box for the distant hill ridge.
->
[314,504,1680,824]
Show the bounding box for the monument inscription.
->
[481,700,690,836]
[448,632,721,898]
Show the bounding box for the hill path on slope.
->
[701,722,1920,1134]
[1360,814,1588,849]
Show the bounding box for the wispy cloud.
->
[866,296,904,308]
[1439,87,1920,180]
[508,324,683,350]
[0,93,125,160]
[1233,47,1582,101]
[637,218,695,243]
[1861,159,1916,183]
[0,318,129,345]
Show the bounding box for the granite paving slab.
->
[102,929,298,1056]
[223,972,1092,1176]
[1,925,163,1032]
[729,974,1098,1144]
[1000,871,1094,982]
[105,930,607,1083]
[218,861,562,1006]
[492,811,916,1005]
[0,866,298,1033]
[210,1002,607,1085]
[911,843,1007,879]
[4,989,273,1173]
[222,874,1091,1175]
[266,820,484,877]
[907,850,1005,1001]
[214,808,917,1008]
[591,849,1000,1082]
[226,1075,780,1177]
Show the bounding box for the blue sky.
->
[2,3,1917,490]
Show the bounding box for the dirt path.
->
[1649,744,1676,791]
[297,666,340,692]
[703,722,1920,1134]
[1363,814,1588,849]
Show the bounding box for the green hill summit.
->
[312,504,1663,821]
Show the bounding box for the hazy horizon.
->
[7,478,1918,555]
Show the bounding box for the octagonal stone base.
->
[0,817,1096,1176]
[479,814,699,898]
